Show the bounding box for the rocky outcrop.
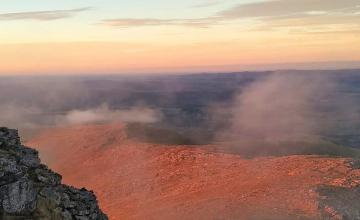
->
[318,185,360,220]
[0,127,108,220]
[317,160,360,220]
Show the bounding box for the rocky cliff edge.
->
[0,127,108,220]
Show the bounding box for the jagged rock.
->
[35,166,62,186]
[1,176,37,215]
[0,127,108,220]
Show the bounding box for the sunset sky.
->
[1,0,360,75]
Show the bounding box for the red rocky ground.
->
[27,123,360,220]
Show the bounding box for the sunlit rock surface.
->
[28,123,360,220]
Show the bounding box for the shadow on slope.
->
[126,123,198,145]
[126,123,360,158]
[213,139,360,159]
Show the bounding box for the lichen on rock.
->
[0,127,108,220]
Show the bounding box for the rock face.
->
[0,127,108,220]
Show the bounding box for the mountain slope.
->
[27,123,360,220]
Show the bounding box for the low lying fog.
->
[0,76,163,139]
[217,73,358,141]
[1,71,360,154]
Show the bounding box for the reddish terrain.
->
[27,123,360,220]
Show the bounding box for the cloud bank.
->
[218,0,360,19]
[214,72,360,155]
[0,78,162,139]
[101,0,360,32]
[59,105,162,125]
[0,7,91,21]
[101,17,217,28]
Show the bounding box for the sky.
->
[1,0,360,75]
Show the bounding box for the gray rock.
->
[62,210,74,220]
[0,157,24,185]
[20,153,40,168]
[1,177,37,214]
[0,127,108,220]
[35,167,62,186]
[350,158,360,169]
[39,187,62,206]
[75,216,90,220]
[318,185,360,219]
